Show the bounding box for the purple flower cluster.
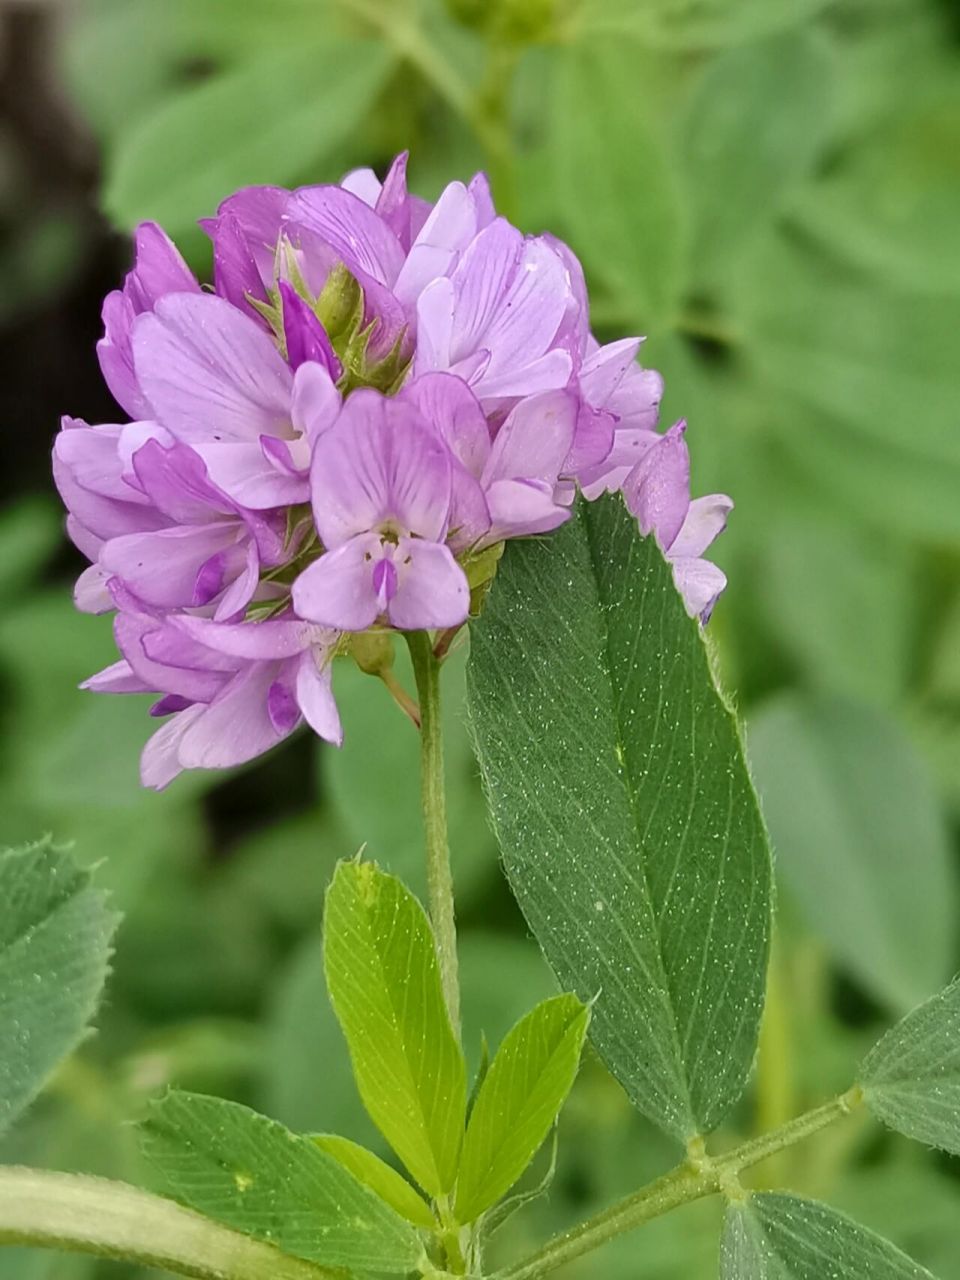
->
[55,154,731,787]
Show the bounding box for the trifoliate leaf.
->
[0,838,119,1136]
[468,495,773,1144]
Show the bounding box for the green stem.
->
[0,1167,335,1280]
[406,631,461,1035]
[338,0,512,180]
[495,1088,864,1280]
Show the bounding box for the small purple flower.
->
[58,151,732,786]
[292,392,469,631]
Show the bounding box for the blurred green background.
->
[1,0,959,1274]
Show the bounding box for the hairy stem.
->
[407,630,461,1034]
[0,1167,334,1280]
[495,1088,864,1280]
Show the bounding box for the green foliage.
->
[468,496,772,1143]
[310,1135,435,1228]
[577,0,832,50]
[323,860,466,1197]
[681,29,834,285]
[550,39,684,325]
[104,37,392,239]
[455,993,589,1223]
[0,839,119,1137]
[749,694,957,1012]
[859,979,960,1158]
[721,1193,937,1279]
[139,1090,424,1272]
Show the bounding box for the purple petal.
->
[116,613,233,703]
[124,221,199,311]
[292,533,383,631]
[55,420,151,505]
[291,361,341,443]
[565,403,616,476]
[173,614,332,660]
[296,648,342,745]
[340,166,383,206]
[484,391,577,486]
[176,662,295,771]
[280,283,341,376]
[580,337,643,408]
[130,439,233,524]
[285,185,405,287]
[82,658,150,694]
[206,211,269,316]
[623,421,691,550]
[267,675,301,734]
[400,372,490,478]
[100,523,242,609]
[208,185,290,287]
[133,293,293,444]
[74,563,114,614]
[190,441,309,509]
[579,427,660,500]
[151,694,194,716]
[213,540,259,620]
[483,478,571,545]
[98,291,148,418]
[387,538,470,630]
[309,392,452,547]
[670,557,728,622]
[668,494,734,560]
[141,704,206,789]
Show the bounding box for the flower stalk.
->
[407,630,461,1035]
[494,1087,865,1280]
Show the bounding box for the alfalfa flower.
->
[57,152,731,787]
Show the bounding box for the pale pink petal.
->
[141,704,206,790]
[623,422,691,550]
[133,293,293,444]
[670,557,728,622]
[292,533,383,631]
[291,361,341,443]
[669,494,734,560]
[296,648,343,745]
[387,539,470,630]
[177,663,294,770]
[483,390,577,486]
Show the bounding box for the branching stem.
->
[495,1088,864,1280]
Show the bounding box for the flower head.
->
[57,153,730,786]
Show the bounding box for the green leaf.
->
[793,86,960,298]
[104,37,392,237]
[323,860,467,1196]
[0,839,119,1137]
[721,1193,938,1278]
[577,0,831,51]
[311,1135,435,1229]
[748,693,957,1013]
[0,499,61,597]
[858,979,960,1157]
[736,235,960,542]
[756,515,915,708]
[550,39,685,326]
[139,1090,424,1272]
[681,30,835,284]
[467,496,772,1143]
[455,993,589,1223]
